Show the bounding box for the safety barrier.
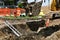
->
[0,8,25,16]
[0,8,11,16]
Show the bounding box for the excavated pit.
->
[0,22,60,40]
[26,19,45,31]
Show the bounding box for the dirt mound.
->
[45,30,60,40]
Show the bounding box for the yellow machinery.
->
[51,0,60,11]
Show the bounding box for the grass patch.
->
[3,16,44,20]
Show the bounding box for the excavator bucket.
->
[32,1,43,16]
[20,0,43,16]
[27,1,43,16]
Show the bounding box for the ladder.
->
[4,20,22,37]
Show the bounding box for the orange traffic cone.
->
[46,19,50,27]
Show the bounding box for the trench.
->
[0,21,60,40]
[38,25,60,37]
